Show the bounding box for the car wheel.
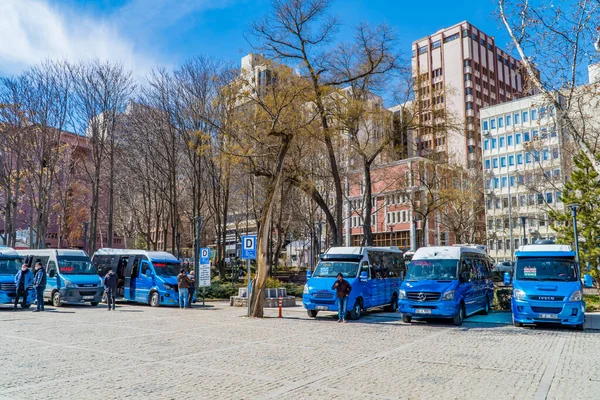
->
[149,291,160,307]
[350,299,362,320]
[384,294,398,312]
[402,314,412,323]
[307,310,318,318]
[453,304,465,326]
[90,302,99,306]
[52,291,62,307]
[482,297,490,315]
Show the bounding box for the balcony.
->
[464,66,472,74]
[465,94,473,102]
[467,138,476,147]
[466,109,475,117]
[465,81,473,88]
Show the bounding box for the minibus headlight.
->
[569,290,582,302]
[441,290,455,301]
[162,283,174,290]
[64,279,75,288]
[303,284,309,294]
[398,290,406,300]
[514,288,526,300]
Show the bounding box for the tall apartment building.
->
[412,21,529,170]
[481,94,567,261]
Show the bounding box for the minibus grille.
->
[529,295,565,301]
[0,283,16,292]
[407,292,441,302]
[79,291,98,296]
[313,291,334,299]
[531,306,563,314]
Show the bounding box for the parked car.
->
[493,260,514,273]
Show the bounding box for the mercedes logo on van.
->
[418,292,426,301]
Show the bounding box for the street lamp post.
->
[316,221,323,258]
[568,204,581,265]
[520,216,527,246]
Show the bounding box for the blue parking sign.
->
[241,236,257,260]
[200,248,210,264]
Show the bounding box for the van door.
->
[137,260,154,302]
[45,258,57,299]
[358,261,373,308]
[128,257,141,301]
[458,258,476,315]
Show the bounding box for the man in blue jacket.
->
[33,262,47,312]
[14,264,33,310]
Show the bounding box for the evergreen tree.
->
[550,152,600,284]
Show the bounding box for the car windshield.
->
[515,257,577,281]
[57,256,98,275]
[406,259,458,280]
[313,261,359,278]
[0,257,23,275]
[153,262,180,277]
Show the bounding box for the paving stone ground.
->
[0,301,598,399]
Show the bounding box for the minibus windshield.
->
[57,256,98,275]
[0,258,22,275]
[153,262,180,277]
[313,261,359,278]
[515,257,577,281]
[406,259,458,280]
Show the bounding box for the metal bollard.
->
[278,296,283,318]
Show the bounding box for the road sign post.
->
[241,235,257,317]
[199,247,211,306]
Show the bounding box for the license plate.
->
[415,309,431,314]
[539,313,559,319]
[82,296,95,300]
[315,306,328,310]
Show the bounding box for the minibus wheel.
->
[384,294,398,312]
[350,299,362,320]
[52,291,62,307]
[402,315,412,323]
[149,291,160,307]
[452,304,464,326]
[512,317,523,327]
[307,310,318,318]
[482,297,490,315]
[574,324,584,331]
[90,302,99,306]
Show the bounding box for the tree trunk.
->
[362,159,374,246]
[250,136,292,318]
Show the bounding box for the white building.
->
[481,93,567,261]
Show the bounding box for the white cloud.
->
[0,0,157,77]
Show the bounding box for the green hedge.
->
[493,288,512,311]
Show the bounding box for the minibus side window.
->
[459,259,469,282]
[360,262,370,279]
[47,260,57,277]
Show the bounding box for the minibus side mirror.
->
[48,270,56,278]
[583,274,594,288]
[359,271,368,282]
[503,272,512,286]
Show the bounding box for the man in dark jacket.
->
[14,264,33,310]
[33,262,47,312]
[187,270,195,309]
[177,268,192,309]
[332,273,352,323]
[104,268,118,311]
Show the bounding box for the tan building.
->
[412,21,531,170]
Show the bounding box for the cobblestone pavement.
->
[0,301,598,400]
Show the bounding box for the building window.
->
[546,192,553,204]
[519,195,526,206]
[483,120,488,131]
[501,157,507,167]
[517,154,523,165]
[491,138,497,149]
[498,117,504,128]
[432,40,441,49]
[484,139,489,150]
[493,178,499,189]
[531,109,537,120]
[499,137,505,148]
[525,153,531,163]
[501,177,507,187]
[552,148,559,159]
[506,115,511,126]
[510,176,516,186]
[485,159,491,170]
[507,135,513,146]
[543,149,549,161]
[490,119,496,129]
[515,133,521,144]
[485,179,491,189]
[514,113,520,124]
[508,155,514,166]
[444,33,460,43]
[418,46,428,55]
[522,111,528,122]
[493,158,498,168]
[523,132,530,141]
[556,191,562,202]
[532,130,538,139]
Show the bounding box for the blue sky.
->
[0,0,510,77]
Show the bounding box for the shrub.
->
[493,288,512,311]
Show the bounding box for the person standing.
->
[331,273,352,323]
[33,262,47,312]
[14,264,33,310]
[187,270,195,309]
[177,268,191,309]
[104,267,118,311]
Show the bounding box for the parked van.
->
[303,246,404,320]
[0,247,36,308]
[398,246,494,326]
[505,244,586,330]
[18,249,103,307]
[91,249,191,307]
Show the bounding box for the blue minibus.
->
[303,246,404,320]
[505,244,586,330]
[398,246,494,326]
[91,249,193,307]
[0,247,35,308]
[19,249,103,307]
